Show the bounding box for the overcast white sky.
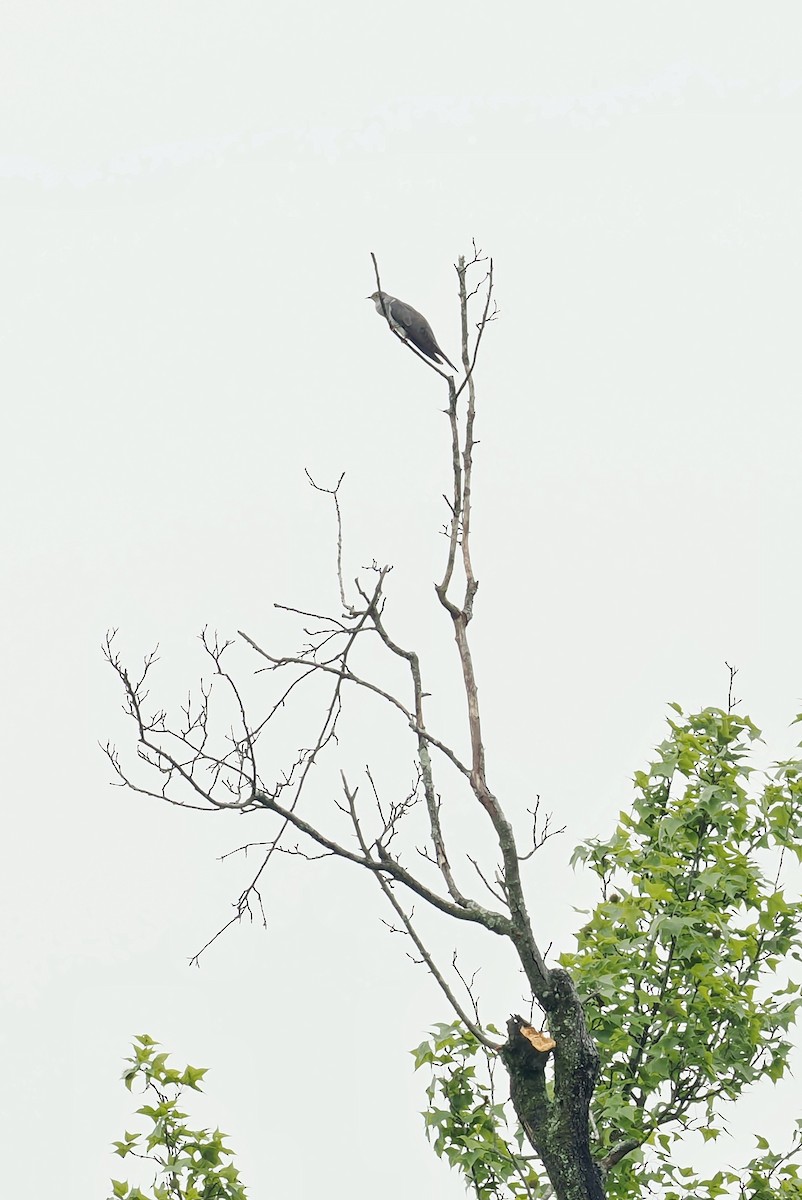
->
[2,3,802,1197]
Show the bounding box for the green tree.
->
[105,249,802,1199]
[413,705,802,1198]
[108,1035,247,1200]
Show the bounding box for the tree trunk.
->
[501,970,604,1200]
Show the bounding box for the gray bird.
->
[368,291,457,371]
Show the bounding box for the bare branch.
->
[252,782,511,932]
[518,797,566,862]
[342,772,503,1052]
[467,854,509,907]
[304,469,352,614]
[238,627,472,780]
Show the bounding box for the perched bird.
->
[367,290,457,371]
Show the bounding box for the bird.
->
[367,291,457,371]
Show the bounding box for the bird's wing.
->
[390,300,441,356]
[386,297,458,371]
[387,298,428,337]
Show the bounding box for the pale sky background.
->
[2,3,802,1197]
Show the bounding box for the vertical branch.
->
[304,470,351,614]
[432,253,552,999]
[436,254,492,809]
[436,251,494,618]
[457,255,489,620]
[436,392,463,611]
[450,254,486,785]
[365,592,468,907]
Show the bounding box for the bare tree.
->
[104,247,605,1200]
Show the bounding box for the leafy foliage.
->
[412,1021,551,1199]
[108,1035,247,1200]
[562,705,802,1195]
[415,706,802,1199]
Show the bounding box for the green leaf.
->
[180,1064,208,1089]
[700,1127,720,1143]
